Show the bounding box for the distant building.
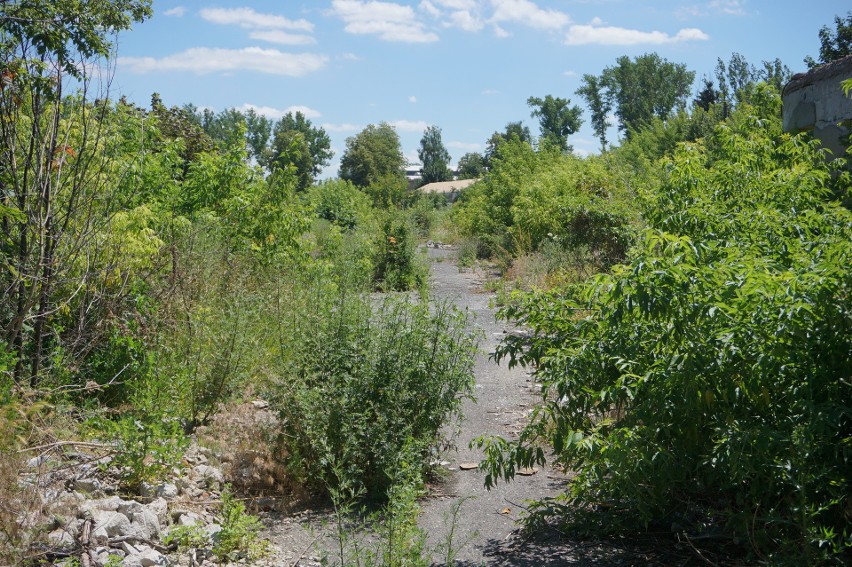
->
[782,55,852,159]
[418,178,479,203]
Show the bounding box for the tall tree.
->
[457,152,486,179]
[805,11,852,68]
[271,111,332,191]
[417,125,452,184]
[339,122,406,189]
[485,121,532,166]
[576,74,613,151]
[0,0,152,385]
[693,77,718,111]
[527,94,583,152]
[596,53,695,137]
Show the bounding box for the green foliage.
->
[271,111,333,190]
[453,141,638,272]
[212,486,268,562]
[591,53,695,138]
[307,178,373,230]
[340,122,406,190]
[273,292,477,497]
[373,212,427,292]
[527,94,584,152]
[805,11,852,68]
[162,524,207,552]
[93,415,187,491]
[418,125,452,184]
[456,152,486,179]
[478,108,852,562]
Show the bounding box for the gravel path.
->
[417,247,571,566]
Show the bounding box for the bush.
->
[274,292,477,497]
[479,109,852,562]
[373,212,428,292]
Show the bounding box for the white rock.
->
[130,507,161,540]
[74,477,103,494]
[91,511,132,544]
[47,528,76,552]
[124,546,170,567]
[140,481,179,500]
[147,497,169,525]
[175,511,202,527]
[192,465,224,489]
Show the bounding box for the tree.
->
[485,121,532,166]
[339,122,406,189]
[457,152,486,179]
[0,0,153,386]
[693,77,718,111]
[589,53,695,138]
[417,125,452,184]
[271,111,332,191]
[527,94,583,152]
[805,11,852,68]
[715,53,790,110]
[576,74,612,151]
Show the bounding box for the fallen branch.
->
[17,440,114,454]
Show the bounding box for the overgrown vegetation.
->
[2,2,850,565]
[476,85,851,563]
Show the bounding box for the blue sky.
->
[110,1,849,176]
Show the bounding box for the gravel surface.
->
[416,247,571,565]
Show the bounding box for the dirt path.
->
[417,247,571,566]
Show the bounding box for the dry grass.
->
[196,400,291,498]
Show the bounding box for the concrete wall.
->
[782,55,852,158]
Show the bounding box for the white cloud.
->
[200,7,313,31]
[236,104,322,120]
[249,30,316,45]
[709,0,748,16]
[119,47,328,76]
[330,0,439,42]
[390,119,429,132]
[565,24,709,45]
[489,0,571,31]
[482,88,499,95]
[164,7,186,17]
[446,9,485,32]
[323,123,361,132]
[434,0,478,9]
[409,95,417,103]
[492,23,510,38]
[564,69,577,77]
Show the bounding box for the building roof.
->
[783,54,852,96]
[418,178,479,194]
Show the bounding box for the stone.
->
[141,481,179,500]
[47,527,76,552]
[129,507,161,541]
[192,464,224,489]
[91,510,132,544]
[147,497,169,525]
[123,546,170,567]
[74,477,103,494]
[175,510,202,527]
[250,399,269,409]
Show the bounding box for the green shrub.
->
[274,292,477,497]
[373,212,427,292]
[213,486,268,561]
[478,107,852,562]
